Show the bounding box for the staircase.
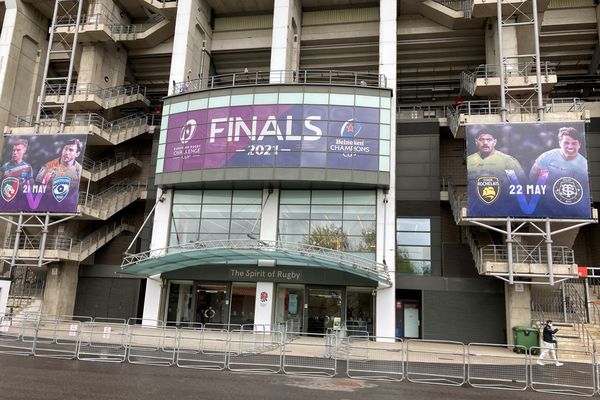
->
[82,154,143,182]
[43,83,150,110]
[531,280,600,359]
[8,113,158,145]
[0,217,136,263]
[141,0,178,17]
[78,182,146,220]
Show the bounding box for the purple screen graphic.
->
[163,104,381,172]
[0,134,87,213]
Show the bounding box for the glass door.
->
[195,283,229,326]
[230,283,256,326]
[165,281,194,327]
[306,287,343,334]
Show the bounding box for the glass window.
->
[278,190,376,257]
[169,190,262,246]
[396,218,432,275]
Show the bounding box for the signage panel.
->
[0,134,87,213]
[466,122,591,218]
[163,104,381,172]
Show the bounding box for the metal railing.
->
[3,216,134,260]
[431,0,472,18]
[110,15,166,39]
[397,105,451,120]
[1,313,599,396]
[78,180,146,209]
[447,97,585,118]
[83,152,141,177]
[479,245,575,265]
[44,83,147,100]
[11,112,159,131]
[171,69,388,95]
[122,239,391,286]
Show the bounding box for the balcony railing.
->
[44,83,147,100]
[479,244,575,265]
[10,112,160,131]
[171,70,388,95]
[447,97,585,117]
[431,0,472,18]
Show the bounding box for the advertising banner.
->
[466,122,591,219]
[163,104,381,172]
[0,134,87,213]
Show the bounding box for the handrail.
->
[171,69,388,95]
[122,239,391,286]
[82,152,140,175]
[78,180,146,209]
[462,62,557,80]
[44,82,147,100]
[448,97,585,116]
[11,112,159,129]
[3,216,134,256]
[480,244,575,265]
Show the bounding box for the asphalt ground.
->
[0,354,578,400]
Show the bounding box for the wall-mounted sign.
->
[466,122,591,218]
[0,134,87,213]
[163,104,381,172]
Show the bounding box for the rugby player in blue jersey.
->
[529,127,588,183]
[0,139,33,184]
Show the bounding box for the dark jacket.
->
[542,324,558,343]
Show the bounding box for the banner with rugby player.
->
[466,122,591,219]
[0,134,87,213]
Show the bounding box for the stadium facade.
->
[0,0,598,343]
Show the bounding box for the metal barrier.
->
[0,314,38,356]
[346,336,404,381]
[34,317,83,359]
[467,343,528,391]
[530,347,595,396]
[282,332,336,376]
[126,320,177,367]
[406,340,466,386]
[177,325,229,370]
[77,318,128,362]
[228,329,282,374]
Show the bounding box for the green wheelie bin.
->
[512,326,540,355]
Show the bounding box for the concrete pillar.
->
[77,42,128,89]
[485,17,519,69]
[43,262,79,317]
[505,283,532,344]
[142,188,172,324]
[0,277,10,315]
[87,0,130,26]
[376,0,397,339]
[0,0,47,131]
[169,0,212,90]
[269,0,302,83]
[254,282,274,328]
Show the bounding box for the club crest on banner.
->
[52,177,70,202]
[1,177,19,202]
[477,176,500,204]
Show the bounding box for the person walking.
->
[537,320,564,366]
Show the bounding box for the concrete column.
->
[0,0,47,131]
[0,277,10,315]
[269,0,302,83]
[169,0,212,90]
[43,262,79,317]
[376,0,397,339]
[505,283,532,344]
[254,282,274,328]
[77,43,128,89]
[87,0,130,26]
[485,18,519,70]
[142,188,172,324]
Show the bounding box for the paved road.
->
[0,354,569,400]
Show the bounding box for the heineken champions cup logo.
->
[477,176,500,204]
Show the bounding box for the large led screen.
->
[466,122,591,219]
[0,134,87,213]
[163,104,381,172]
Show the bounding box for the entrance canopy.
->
[121,239,392,287]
